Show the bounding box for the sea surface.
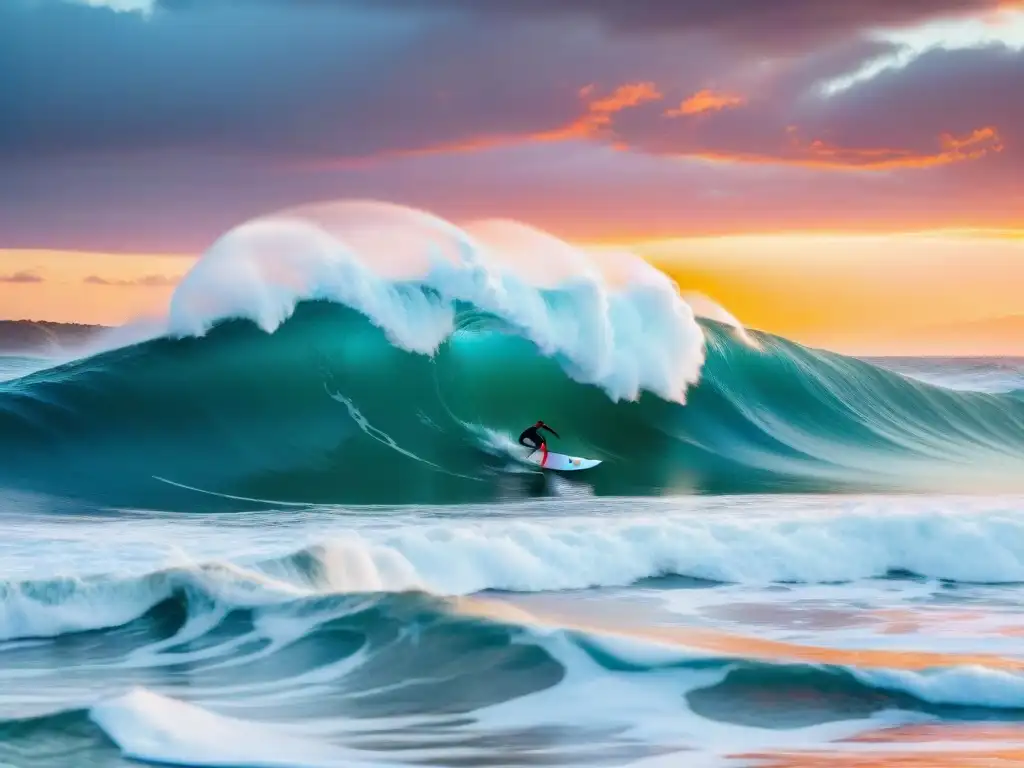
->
[3,201,1024,767]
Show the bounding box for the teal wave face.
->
[1,301,1024,510]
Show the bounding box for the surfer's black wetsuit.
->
[518,422,559,455]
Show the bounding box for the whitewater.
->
[3,199,1024,767]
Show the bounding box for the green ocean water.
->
[2,301,1023,512]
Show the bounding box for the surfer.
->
[518,420,560,467]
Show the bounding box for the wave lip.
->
[167,200,707,404]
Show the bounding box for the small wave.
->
[870,357,1024,395]
[6,502,1024,645]
[90,688,389,768]
[250,505,1024,591]
[0,560,314,643]
[851,666,1024,710]
[572,630,1024,712]
[5,565,1024,768]
[7,597,1024,763]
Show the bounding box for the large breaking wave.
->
[1,199,1023,510]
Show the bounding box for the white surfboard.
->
[524,451,602,471]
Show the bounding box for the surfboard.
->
[524,451,602,471]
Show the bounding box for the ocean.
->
[3,201,1024,767]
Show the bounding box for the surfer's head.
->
[535,420,544,426]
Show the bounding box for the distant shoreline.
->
[0,320,107,353]
[0,315,1020,358]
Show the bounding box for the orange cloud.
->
[587,82,663,114]
[308,82,663,168]
[306,80,1002,177]
[690,125,1004,171]
[800,125,1003,170]
[534,81,663,142]
[665,89,745,117]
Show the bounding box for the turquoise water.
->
[2,305,1024,512]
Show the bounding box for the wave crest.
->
[168,200,707,404]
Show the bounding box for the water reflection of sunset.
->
[740,723,1024,767]
[459,596,1024,671]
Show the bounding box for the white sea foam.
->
[7,501,1024,644]
[165,200,709,403]
[294,502,1024,594]
[854,665,1024,709]
[0,564,307,643]
[90,688,400,768]
[0,576,178,643]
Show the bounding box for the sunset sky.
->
[2,0,1022,353]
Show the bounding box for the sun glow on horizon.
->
[3,227,1023,356]
[0,249,193,326]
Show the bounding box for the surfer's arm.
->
[540,425,560,438]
